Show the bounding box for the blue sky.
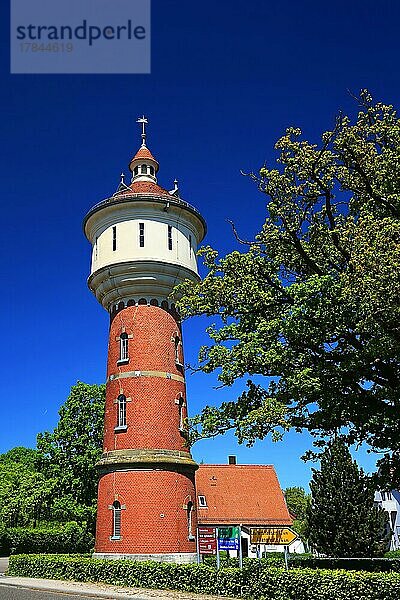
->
[0,0,398,489]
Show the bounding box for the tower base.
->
[93,552,197,564]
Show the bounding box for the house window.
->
[198,495,207,508]
[119,333,129,362]
[112,226,117,251]
[189,235,192,258]
[139,222,145,248]
[168,225,173,251]
[187,500,194,540]
[117,394,127,428]
[141,164,147,174]
[112,501,121,539]
[134,166,139,175]
[150,166,155,176]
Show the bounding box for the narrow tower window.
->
[168,225,173,251]
[189,235,192,259]
[178,395,185,431]
[139,222,145,248]
[174,334,183,367]
[141,164,147,174]
[150,166,155,176]
[119,333,129,362]
[134,166,139,176]
[112,226,117,251]
[187,501,194,540]
[117,394,127,428]
[112,501,121,539]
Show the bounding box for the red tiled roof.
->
[130,145,159,165]
[195,465,292,526]
[116,181,171,197]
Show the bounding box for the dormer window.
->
[198,495,207,508]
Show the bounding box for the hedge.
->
[8,554,400,600]
[0,523,94,556]
[205,554,400,573]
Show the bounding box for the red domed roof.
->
[116,180,171,197]
[130,145,159,166]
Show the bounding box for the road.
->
[0,587,114,600]
[0,558,8,574]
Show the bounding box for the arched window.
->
[117,394,127,428]
[112,501,121,539]
[187,501,194,540]
[119,333,129,362]
[134,166,139,176]
[150,165,155,175]
[141,164,147,174]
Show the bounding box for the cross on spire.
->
[137,115,148,147]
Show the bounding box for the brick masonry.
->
[95,304,198,558]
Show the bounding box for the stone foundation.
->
[92,552,197,564]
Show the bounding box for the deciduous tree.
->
[37,381,105,529]
[176,91,400,485]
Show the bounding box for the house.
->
[374,490,400,550]
[195,458,304,556]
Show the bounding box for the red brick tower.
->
[83,117,206,562]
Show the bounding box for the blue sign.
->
[218,527,240,551]
[218,538,239,550]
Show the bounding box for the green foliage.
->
[0,447,57,527]
[307,439,389,557]
[36,381,105,530]
[175,91,400,485]
[0,523,93,556]
[284,487,310,544]
[385,550,400,558]
[9,554,400,599]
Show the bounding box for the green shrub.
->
[385,550,400,559]
[8,554,400,599]
[0,523,93,556]
[204,553,400,573]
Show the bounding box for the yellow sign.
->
[250,527,298,545]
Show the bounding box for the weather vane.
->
[137,115,148,146]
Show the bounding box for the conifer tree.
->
[307,439,390,557]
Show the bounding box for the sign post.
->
[216,527,220,570]
[284,545,289,571]
[238,525,243,570]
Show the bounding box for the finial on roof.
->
[137,115,148,147]
[120,172,125,184]
[169,178,180,197]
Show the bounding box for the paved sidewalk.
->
[0,575,232,600]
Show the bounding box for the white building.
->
[374,490,400,550]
